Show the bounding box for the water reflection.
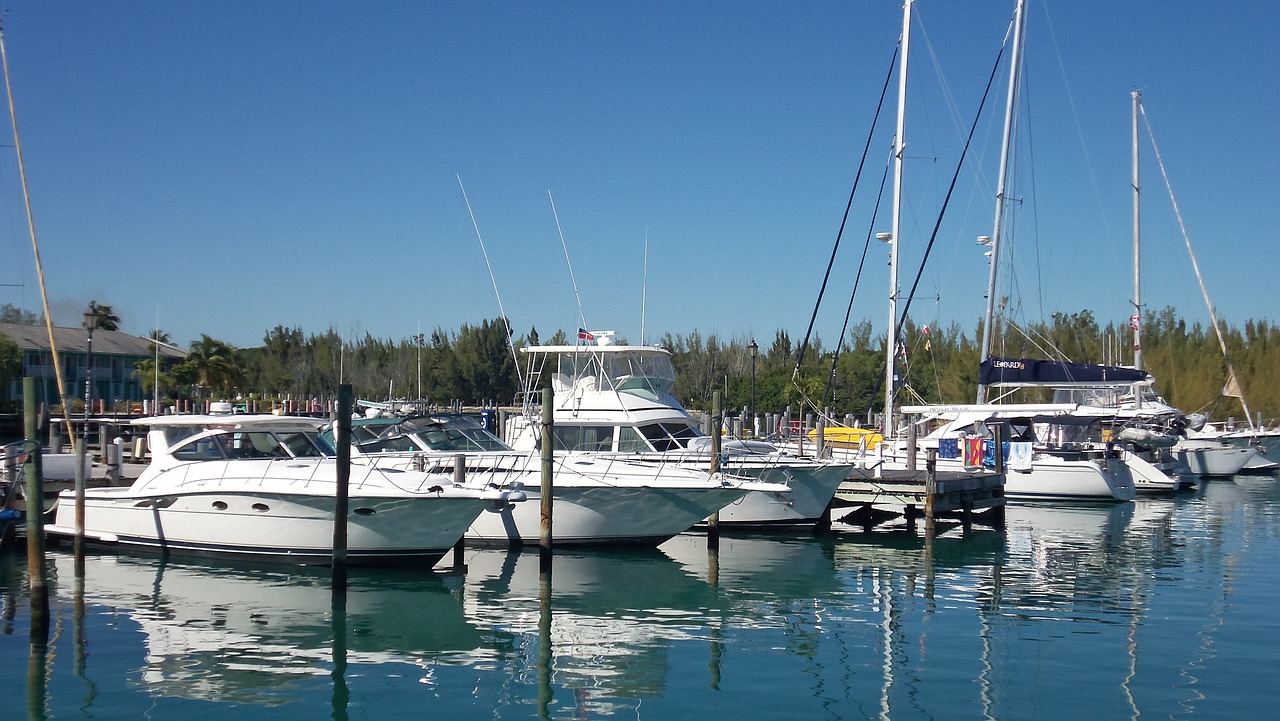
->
[0,473,1273,720]
[45,552,480,706]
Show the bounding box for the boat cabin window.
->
[224,431,292,459]
[402,415,512,452]
[638,422,702,452]
[280,431,329,457]
[172,436,229,461]
[616,427,650,452]
[551,425,615,452]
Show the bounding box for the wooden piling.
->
[706,391,721,550]
[24,377,49,641]
[451,454,466,570]
[923,447,937,539]
[539,387,553,571]
[332,384,352,589]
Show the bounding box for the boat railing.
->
[137,455,333,493]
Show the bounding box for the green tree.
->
[0,332,21,396]
[88,301,120,331]
[0,303,40,324]
[178,335,245,397]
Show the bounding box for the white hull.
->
[1174,440,1257,477]
[47,480,490,566]
[357,450,773,546]
[996,454,1134,501]
[467,483,752,545]
[842,441,1134,502]
[597,453,850,526]
[713,461,849,525]
[1120,448,1182,493]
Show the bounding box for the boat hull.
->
[46,487,489,566]
[1000,454,1135,501]
[466,484,751,546]
[1174,441,1257,477]
[711,461,850,526]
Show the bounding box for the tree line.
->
[3,302,1277,426]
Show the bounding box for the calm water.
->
[3,474,1278,720]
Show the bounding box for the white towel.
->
[1008,441,1034,472]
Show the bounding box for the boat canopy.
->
[524,343,676,397]
[979,357,1148,387]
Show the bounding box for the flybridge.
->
[978,357,1150,387]
[519,334,677,399]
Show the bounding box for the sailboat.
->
[888,0,1134,501]
[1058,91,1261,479]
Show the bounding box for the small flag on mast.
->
[577,328,594,341]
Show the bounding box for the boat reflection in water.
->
[46,551,482,705]
[12,473,1273,720]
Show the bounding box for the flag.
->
[577,328,594,341]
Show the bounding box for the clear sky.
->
[0,1,1275,354]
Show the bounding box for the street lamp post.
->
[748,339,758,438]
[82,301,99,450]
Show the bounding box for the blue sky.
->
[0,1,1275,354]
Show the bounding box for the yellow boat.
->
[806,426,884,449]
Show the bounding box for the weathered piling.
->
[706,391,722,550]
[451,454,466,570]
[24,377,49,641]
[539,387,554,571]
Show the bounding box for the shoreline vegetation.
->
[2,306,1277,426]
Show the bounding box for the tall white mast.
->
[884,0,913,439]
[975,0,1026,404]
[1131,89,1143,372]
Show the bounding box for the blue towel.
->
[938,438,960,459]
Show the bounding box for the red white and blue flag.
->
[577,328,594,341]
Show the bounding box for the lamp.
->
[748,338,758,436]
[82,301,99,448]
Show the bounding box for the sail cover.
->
[979,357,1148,386]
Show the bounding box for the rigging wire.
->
[863,31,1010,420]
[792,44,900,382]
[547,189,589,337]
[819,151,894,411]
[0,20,75,438]
[1138,99,1254,427]
[456,175,523,387]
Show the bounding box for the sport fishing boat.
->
[504,333,851,527]
[44,413,525,566]
[336,410,785,545]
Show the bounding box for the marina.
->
[2,472,1277,720]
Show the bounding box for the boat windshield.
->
[171,429,331,461]
[558,350,676,397]
[637,422,703,452]
[398,415,512,452]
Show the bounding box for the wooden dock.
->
[830,464,1005,535]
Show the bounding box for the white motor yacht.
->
[337,411,785,546]
[44,413,524,566]
[504,334,851,527]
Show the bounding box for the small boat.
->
[1172,437,1258,477]
[505,336,851,527]
[44,413,525,566]
[338,411,785,545]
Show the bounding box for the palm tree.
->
[132,356,174,401]
[181,334,246,397]
[88,301,121,331]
